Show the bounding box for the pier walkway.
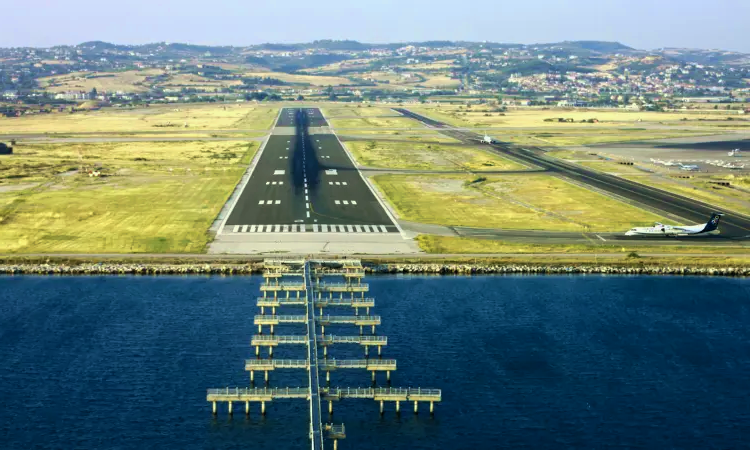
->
[207,259,441,449]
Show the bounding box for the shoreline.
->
[0,262,748,277]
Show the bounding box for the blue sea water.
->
[0,275,748,449]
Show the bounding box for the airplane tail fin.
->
[701,213,723,232]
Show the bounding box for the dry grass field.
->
[408,105,741,128]
[346,140,526,171]
[0,140,257,253]
[417,75,461,88]
[0,104,279,134]
[37,69,164,93]
[242,71,355,86]
[372,173,670,232]
[159,73,243,91]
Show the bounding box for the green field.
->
[0,141,256,253]
[346,140,526,171]
[372,173,671,232]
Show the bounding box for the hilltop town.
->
[2,40,750,116]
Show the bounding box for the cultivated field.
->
[0,140,256,253]
[372,173,670,232]
[0,104,279,134]
[346,140,526,171]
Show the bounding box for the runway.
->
[395,108,750,241]
[223,108,397,233]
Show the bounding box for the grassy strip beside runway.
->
[372,173,672,232]
[0,141,257,253]
[416,235,750,255]
[619,174,750,217]
[0,104,279,134]
[329,116,428,130]
[345,140,526,171]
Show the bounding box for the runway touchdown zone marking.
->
[231,224,393,233]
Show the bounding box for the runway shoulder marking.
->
[228,224,399,234]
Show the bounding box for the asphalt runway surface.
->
[225,108,396,232]
[275,107,329,127]
[394,108,750,241]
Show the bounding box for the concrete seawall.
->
[0,263,747,277]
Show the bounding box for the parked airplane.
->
[625,213,723,236]
[728,148,742,157]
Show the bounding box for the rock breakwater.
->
[0,262,747,277]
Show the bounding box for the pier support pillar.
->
[396,401,400,413]
[378,346,382,357]
[261,306,265,315]
[264,371,269,383]
[371,371,376,383]
[272,306,276,315]
[228,401,233,415]
[269,347,273,357]
[359,325,363,336]
[245,401,250,415]
[334,440,338,450]
[212,401,217,415]
[355,307,358,315]
[328,401,333,415]
[366,307,370,315]
[324,346,328,357]
[255,346,260,357]
[414,401,418,414]
[250,371,255,383]
[261,401,266,415]
[386,371,391,382]
[320,307,323,316]
[365,345,369,357]
[321,325,325,335]
[258,324,262,334]
[380,400,384,415]
[326,371,330,383]
[430,402,434,415]
[270,324,274,335]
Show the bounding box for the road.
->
[223,108,397,232]
[394,108,750,241]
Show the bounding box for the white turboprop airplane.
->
[728,148,742,157]
[625,213,723,236]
